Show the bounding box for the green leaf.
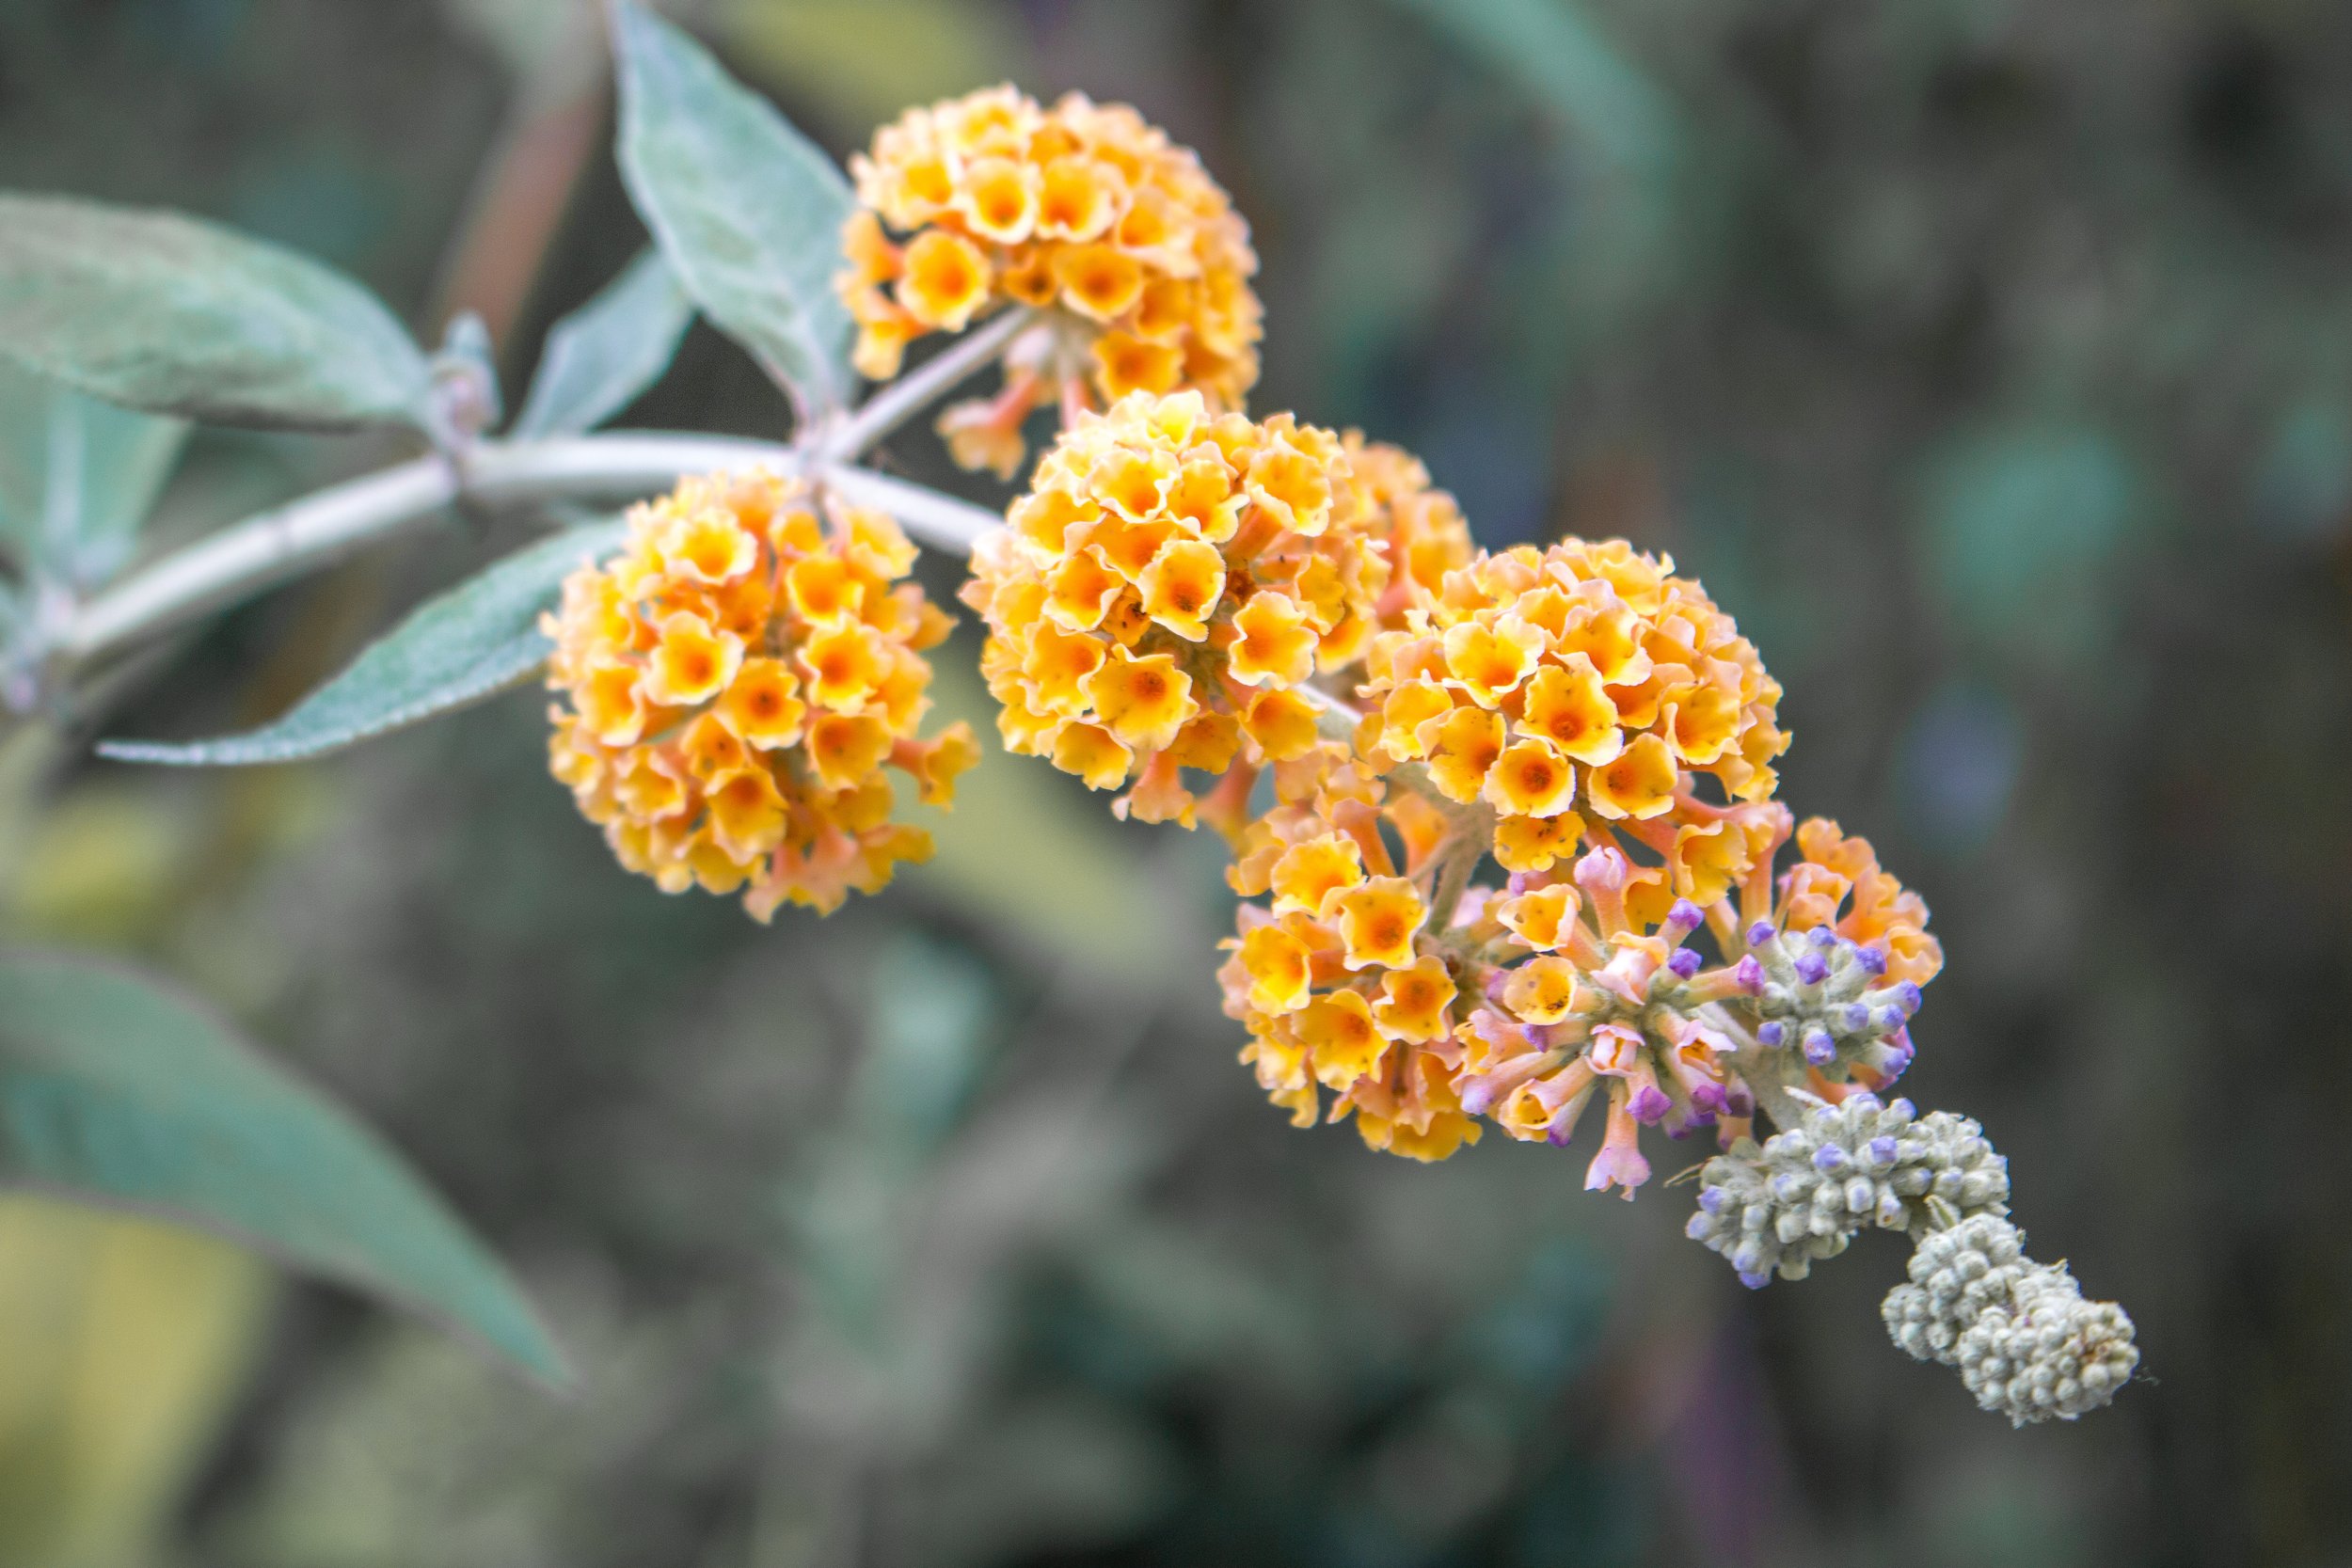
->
[99,518,625,767]
[512,247,694,437]
[0,359,190,588]
[0,952,567,1385]
[1377,0,1678,178]
[0,193,433,432]
[611,2,856,413]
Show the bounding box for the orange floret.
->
[544,469,974,920]
[841,87,1263,477]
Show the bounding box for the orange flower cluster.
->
[1357,540,1788,845]
[839,87,1262,478]
[960,390,1385,828]
[1341,434,1476,629]
[545,470,977,919]
[1216,739,1483,1161]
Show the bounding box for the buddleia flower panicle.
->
[838,87,1262,479]
[545,470,978,919]
[960,388,1384,830]
[952,365,2131,1419]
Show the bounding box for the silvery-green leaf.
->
[512,247,694,437]
[431,309,503,439]
[0,952,567,1386]
[610,2,855,413]
[0,193,432,432]
[0,358,189,589]
[99,518,624,767]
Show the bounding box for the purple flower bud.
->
[1756,1020,1786,1048]
[1873,1006,1908,1034]
[1813,1144,1847,1172]
[1667,947,1702,979]
[1630,1084,1673,1123]
[1839,1002,1872,1033]
[1724,1083,1757,1117]
[1867,1136,1899,1165]
[1738,1270,1772,1290]
[1795,952,1829,986]
[1745,920,1776,948]
[1458,1079,1498,1117]
[1890,1096,1915,1121]
[1506,872,1534,895]
[1847,1091,1882,1115]
[1731,955,1764,993]
[1666,898,1705,935]
[1690,1081,1727,1113]
[1855,944,1888,976]
[1802,1026,1836,1066]
[1698,1187,1725,1214]
[1805,926,1835,949]
[1485,970,1512,1005]
[1896,980,1923,1016]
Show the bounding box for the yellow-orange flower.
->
[1357,539,1788,830]
[840,87,1262,477]
[963,392,1386,823]
[1331,876,1425,971]
[544,470,975,919]
[1342,435,1475,627]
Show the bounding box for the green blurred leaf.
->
[0,952,567,1385]
[99,518,625,768]
[610,2,856,413]
[1376,0,1677,178]
[0,194,433,433]
[1916,422,2144,668]
[0,360,190,589]
[717,0,1023,135]
[511,247,694,437]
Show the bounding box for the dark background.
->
[1,0,2343,1562]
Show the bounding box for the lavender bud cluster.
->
[1685,1093,2008,1287]
[1745,922,1918,1081]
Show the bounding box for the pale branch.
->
[49,432,1006,669]
[818,306,1035,464]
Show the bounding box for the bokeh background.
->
[0,0,2343,1562]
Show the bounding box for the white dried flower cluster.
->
[1882,1212,2138,1425]
[1684,1093,2008,1287]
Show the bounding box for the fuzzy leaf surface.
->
[0,194,432,432]
[512,247,694,437]
[611,3,855,413]
[0,359,189,588]
[0,953,567,1385]
[99,518,625,767]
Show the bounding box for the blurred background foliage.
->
[0,0,2346,1561]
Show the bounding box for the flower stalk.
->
[28,433,1006,689]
